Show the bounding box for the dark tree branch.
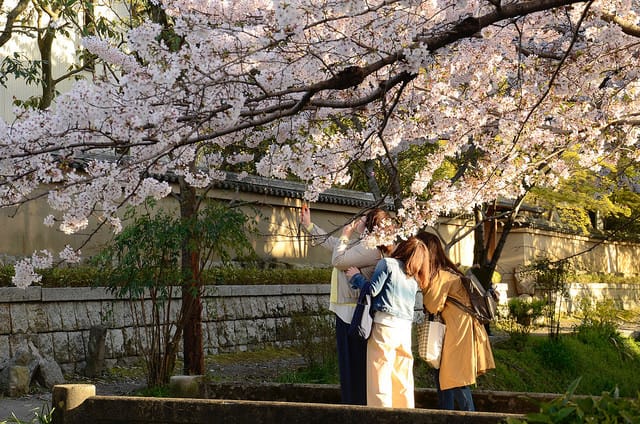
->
[0,0,30,47]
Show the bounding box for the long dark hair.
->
[415,231,460,289]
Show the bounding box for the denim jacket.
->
[350,258,419,322]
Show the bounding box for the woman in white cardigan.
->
[301,206,393,405]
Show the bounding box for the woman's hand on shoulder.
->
[345,266,360,279]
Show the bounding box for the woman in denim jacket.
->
[346,237,425,408]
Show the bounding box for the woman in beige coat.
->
[415,231,495,411]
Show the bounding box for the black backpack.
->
[448,270,499,325]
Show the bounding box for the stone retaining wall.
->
[1,282,638,373]
[0,284,330,374]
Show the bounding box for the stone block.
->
[0,287,41,303]
[52,332,70,364]
[215,321,234,348]
[98,301,116,327]
[85,301,104,327]
[245,320,260,345]
[8,365,30,397]
[51,383,96,423]
[0,335,10,360]
[272,296,288,317]
[205,298,223,320]
[289,295,304,313]
[75,302,93,329]
[229,298,242,319]
[10,303,29,333]
[60,362,76,375]
[36,357,65,388]
[204,322,218,350]
[67,331,86,364]
[59,303,78,331]
[121,326,139,357]
[35,332,55,358]
[46,302,64,331]
[0,304,11,334]
[168,299,182,323]
[109,302,128,328]
[84,326,106,378]
[107,329,124,360]
[43,287,112,302]
[233,321,248,346]
[26,303,49,333]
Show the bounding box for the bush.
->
[275,311,338,384]
[507,378,640,424]
[0,265,332,288]
[573,297,622,348]
[498,297,547,350]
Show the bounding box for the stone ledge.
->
[42,287,114,302]
[0,284,331,302]
[53,390,521,424]
[0,287,41,303]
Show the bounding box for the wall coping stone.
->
[1,282,635,304]
[0,284,331,304]
[41,287,113,302]
[0,287,41,302]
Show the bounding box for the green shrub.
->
[201,267,332,285]
[275,310,339,384]
[0,265,332,288]
[498,297,547,350]
[278,311,336,368]
[573,297,622,347]
[508,297,547,327]
[507,378,640,424]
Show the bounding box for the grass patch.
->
[472,332,640,397]
[207,347,301,365]
[278,320,640,397]
[277,357,340,385]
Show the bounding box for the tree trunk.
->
[179,179,205,375]
[472,197,525,288]
[37,26,56,109]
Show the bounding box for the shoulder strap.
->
[446,296,478,319]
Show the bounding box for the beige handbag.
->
[416,313,446,369]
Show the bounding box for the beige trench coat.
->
[422,269,495,390]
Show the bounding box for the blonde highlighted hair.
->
[390,236,429,289]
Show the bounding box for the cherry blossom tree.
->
[2,0,640,286]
